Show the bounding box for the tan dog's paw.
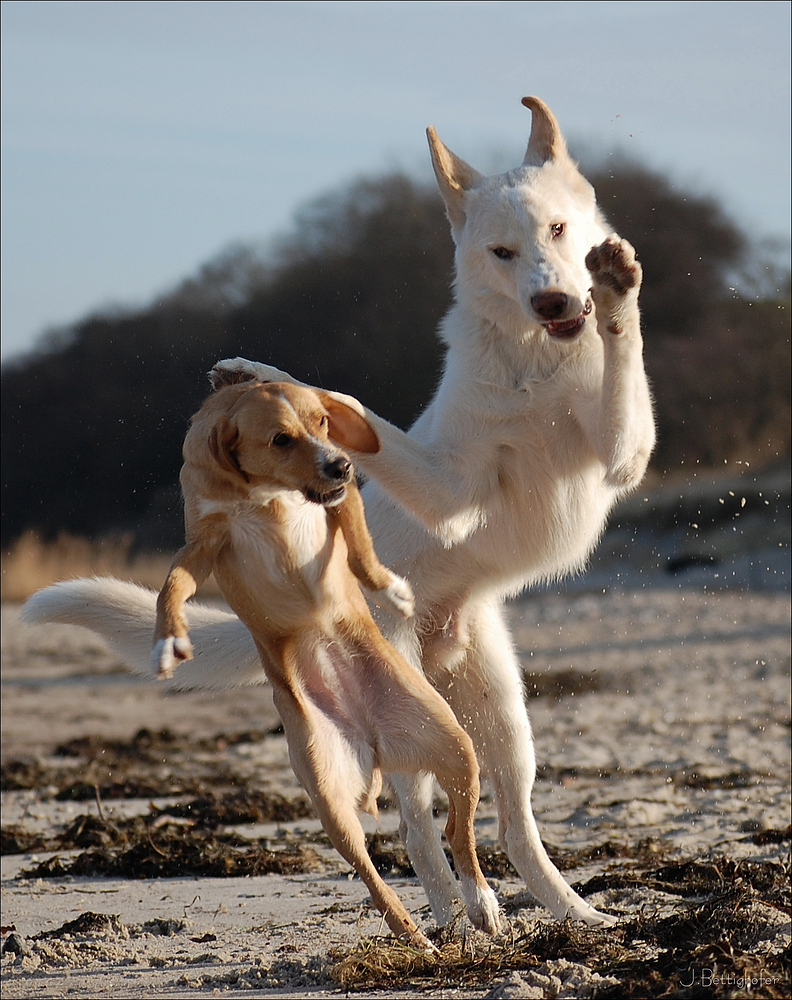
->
[210,357,290,390]
[586,237,642,298]
[463,884,504,936]
[152,635,193,680]
[371,573,415,618]
[405,930,439,954]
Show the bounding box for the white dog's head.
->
[428,96,610,341]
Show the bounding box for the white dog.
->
[23,96,654,929]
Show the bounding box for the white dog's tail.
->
[20,577,264,690]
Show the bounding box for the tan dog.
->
[152,380,501,948]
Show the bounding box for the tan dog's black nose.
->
[323,456,352,481]
[531,291,569,320]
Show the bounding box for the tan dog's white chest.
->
[196,493,335,622]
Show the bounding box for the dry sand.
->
[2,561,790,997]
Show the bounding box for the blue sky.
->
[2,0,790,362]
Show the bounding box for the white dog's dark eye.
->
[491,246,516,261]
[550,223,565,239]
[272,432,293,448]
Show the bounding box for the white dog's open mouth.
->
[544,300,592,340]
[305,485,347,507]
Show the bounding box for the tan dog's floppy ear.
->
[208,417,248,480]
[319,394,381,454]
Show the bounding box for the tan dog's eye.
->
[272,432,294,448]
[550,223,565,239]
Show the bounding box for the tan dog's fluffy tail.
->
[21,577,264,690]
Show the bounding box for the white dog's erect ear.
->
[521,96,569,166]
[319,394,381,454]
[426,126,483,231]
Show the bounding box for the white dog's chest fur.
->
[365,329,616,605]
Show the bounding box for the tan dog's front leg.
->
[332,484,415,618]
[153,541,216,679]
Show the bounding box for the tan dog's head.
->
[189,381,379,506]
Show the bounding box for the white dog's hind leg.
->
[440,600,616,927]
[391,771,464,926]
[373,618,464,927]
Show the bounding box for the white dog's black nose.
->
[531,291,569,320]
[323,456,352,481]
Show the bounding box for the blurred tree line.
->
[2,161,789,549]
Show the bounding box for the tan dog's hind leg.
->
[153,540,217,680]
[361,644,502,935]
[269,676,435,952]
[417,720,502,934]
[312,789,434,950]
[442,781,501,933]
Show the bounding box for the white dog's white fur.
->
[23,97,654,928]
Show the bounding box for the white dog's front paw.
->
[586,237,642,301]
[210,357,294,390]
[370,573,415,618]
[152,636,193,680]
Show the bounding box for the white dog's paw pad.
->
[586,237,641,295]
[152,636,193,680]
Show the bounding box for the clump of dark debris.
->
[333,853,791,997]
[38,911,128,939]
[2,726,321,878]
[156,787,312,827]
[15,911,186,943]
[15,808,324,879]
[0,726,301,803]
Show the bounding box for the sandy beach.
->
[2,512,790,998]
